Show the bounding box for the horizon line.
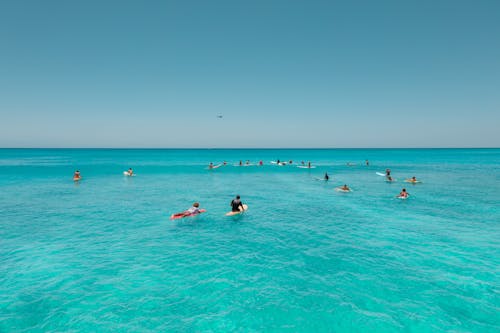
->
[0,147,498,150]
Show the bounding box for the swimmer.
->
[208,162,214,169]
[127,168,133,176]
[366,160,369,166]
[246,160,250,165]
[239,160,243,166]
[171,202,203,219]
[289,160,293,164]
[223,161,227,166]
[324,172,330,180]
[73,170,81,181]
[230,195,244,212]
[386,169,391,176]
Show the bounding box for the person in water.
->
[407,176,418,183]
[398,188,409,198]
[209,162,214,169]
[73,170,81,180]
[308,161,311,168]
[386,169,391,176]
[171,202,203,218]
[259,160,263,166]
[366,160,369,166]
[387,176,394,182]
[230,195,244,212]
[324,172,329,180]
[127,168,133,176]
[338,184,350,191]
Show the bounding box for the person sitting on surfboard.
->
[385,169,391,177]
[398,188,409,198]
[171,202,202,219]
[230,195,244,212]
[324,172,329,180]
[127,168,133,176]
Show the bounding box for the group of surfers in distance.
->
[170,195,248,220]
[208,160,317,169]
[74,161,421,203]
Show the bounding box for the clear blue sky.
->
[0,0,499,148]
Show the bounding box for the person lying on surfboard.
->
[171,202,203,219]
[230,195,244,213]
[406,176,419,183]
[398,189,409,198]
[339,184,350,191]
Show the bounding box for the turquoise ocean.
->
[0,148,499,332]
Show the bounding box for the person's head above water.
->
[193,202,199,207]
[236,195,240,199]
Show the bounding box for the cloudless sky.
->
[0,0,499,148]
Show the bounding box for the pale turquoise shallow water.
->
[0,149,499,332]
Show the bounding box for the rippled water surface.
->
[1,149,499,332]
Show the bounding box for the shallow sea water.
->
[0,149,499,332]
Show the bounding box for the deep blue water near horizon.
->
[1,148,499,332]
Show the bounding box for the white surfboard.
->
[225,204,248,216]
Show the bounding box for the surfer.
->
[171,202,203,219]
[127,168,133,176]
[366,160,369,166]
[398,188,409,198]
[259,160,263,166]
[406,176,419,183]
[230,195,244,212]
[308,162,311,168]
[387,176,394,182]
[324,172,329,180]
[340,184,350,191]
[209,162,214,169]
[385,169,391,177]
[73,170,81,180]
